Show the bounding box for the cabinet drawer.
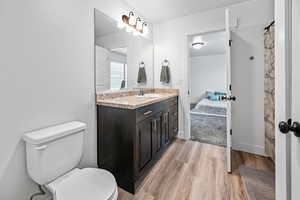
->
[170,97,178,106]
[136,103,160,122]
[164,97,177,106]
[136,120,152,173]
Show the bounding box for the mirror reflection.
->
[94,9,153,93]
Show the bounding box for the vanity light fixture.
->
[119,11,149,36]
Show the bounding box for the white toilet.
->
[23,121,118,200]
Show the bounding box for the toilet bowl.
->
[23,121,117,200]
[46,168,117,200]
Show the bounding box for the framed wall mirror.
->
[94,9,154,94]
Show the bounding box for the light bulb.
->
[143,23,149,35]
[133,31,142,36]
[126,25,133,33]
[133,31,139,36]
[128,12,136,26]
[136,17,143,30]
[117,21,125,29]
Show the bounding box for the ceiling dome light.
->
[192,42,207,49]
[128,11,136,26]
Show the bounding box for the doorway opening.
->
[188,30,227,147]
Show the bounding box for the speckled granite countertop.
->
[97,89,179,109]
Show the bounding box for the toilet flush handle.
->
[34,145,47,150]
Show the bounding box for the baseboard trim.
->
[233,143,266,156]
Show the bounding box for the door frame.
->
[184,27,226,140]
[225,8,232,173]
[275,0,292,199]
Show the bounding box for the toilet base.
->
[111,189,118,200]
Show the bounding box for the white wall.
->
[153,0,274,155]
[190,54,226,103]
[127,37,154,88]
[95,31,132,49]
[0,0,133,199]
[231,25,266,155]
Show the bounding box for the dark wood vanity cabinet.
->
[97,96,178,194]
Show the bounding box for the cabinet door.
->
[137,119,152,171]
[169,112,174,139]
[152,114,162,155]
[162,112,170,145]
[169,107,178,139]
[173,111,178,138]
[157,115,162,151]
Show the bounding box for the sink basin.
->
[136,93,161,98]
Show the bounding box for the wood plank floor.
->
[118,139,275,200]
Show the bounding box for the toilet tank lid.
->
[23,121,87,145]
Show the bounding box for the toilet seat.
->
[46,168,118,200]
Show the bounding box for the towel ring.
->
[139,61,145,68]
[162,59,169,66]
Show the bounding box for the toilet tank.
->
[23,121,87,185]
